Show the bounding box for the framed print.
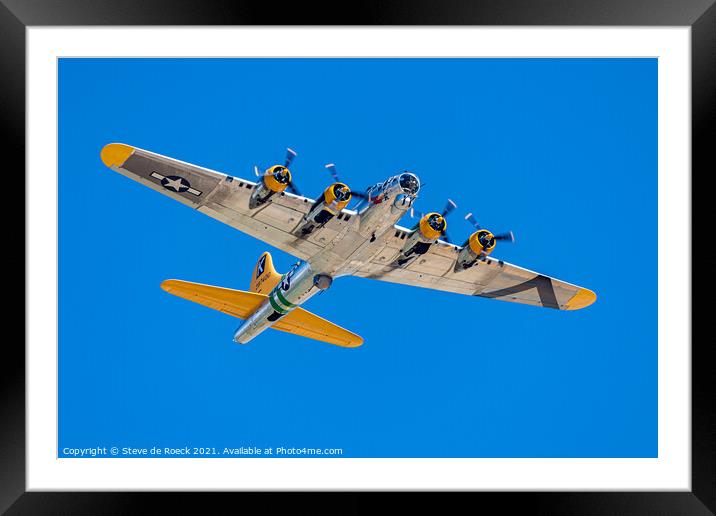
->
[5,0,712,513]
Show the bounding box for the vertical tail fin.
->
[249,252,282,295]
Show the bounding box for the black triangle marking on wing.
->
[477,275,559,309]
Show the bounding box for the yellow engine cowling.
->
[418,213,446,241]
[263,165,292,193]
[468,229,496,256]
[323,182,352,213]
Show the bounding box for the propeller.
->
[285,179,301,196]
[254,147,302,196]
[325,163,340,182]
[493,231,516,243]
[409,199,457,243]
[324,163,370,204]
[464,212,515,249]
[442,198,457,217]
[283,148,301,195]
[441,199,457,241]
[284,147,297,168]
[464,212,481,230]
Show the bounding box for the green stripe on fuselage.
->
[268,294,287,314]
[274,288,295,308]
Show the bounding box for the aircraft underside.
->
[101,143,596,347]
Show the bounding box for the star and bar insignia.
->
[150,171,202,196]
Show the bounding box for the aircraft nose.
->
[399,172,420,195]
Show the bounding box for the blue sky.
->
[58,58,657,458]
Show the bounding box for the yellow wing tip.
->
[101,143,134,168]
[160,279,180,292]
[565,288,597,310]
[345,336,364,348]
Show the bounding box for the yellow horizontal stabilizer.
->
[161,279,266,319]
[275,309,363,348]
[161,280,363,348]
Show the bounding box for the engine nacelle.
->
[394,212,446,265]
[249,165,292,209]
[455,229,496,269]
[298,183,352,235]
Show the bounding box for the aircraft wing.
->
[101,143,333,260]
[351,228,596,310]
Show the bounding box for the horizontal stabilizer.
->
[161,280,363,347]
[161,279,266,319]
[272,308,363,348]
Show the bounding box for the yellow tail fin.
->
[249,252,282,295]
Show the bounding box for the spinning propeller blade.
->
[281,147,301,196]
[286,182,301,196]
[325,162,370,206]
[325,163,340,182]
[464,211,515,245]
[442,199,457,217]
[493,231,515,243]
[284,147,297,168]
[464,212,481,230]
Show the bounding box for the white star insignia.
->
[163,177,186,192]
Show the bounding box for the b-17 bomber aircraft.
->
[101,143,596,348]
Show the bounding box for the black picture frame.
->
[4,1,711,513]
